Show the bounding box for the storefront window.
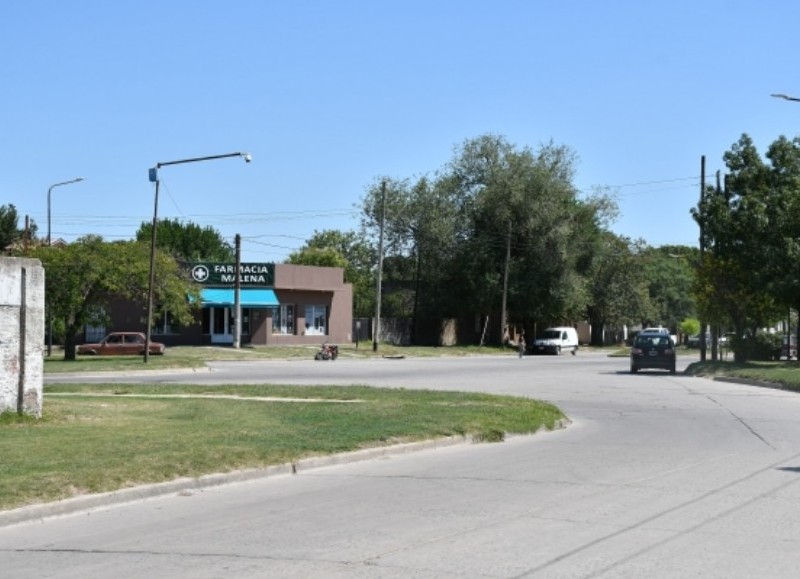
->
[272,305,294,335]
[304,305,327,336]
[240,309,250,336]
[202,308,210,334]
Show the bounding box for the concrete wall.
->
[0,257,45,417]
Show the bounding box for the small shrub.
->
[474,429,505,443]
[731,332,781,362]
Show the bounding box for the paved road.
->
[6,351,800,577]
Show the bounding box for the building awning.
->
[200,288,279,307]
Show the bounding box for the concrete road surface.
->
[5,351,800,578]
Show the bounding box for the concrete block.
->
[0,257,45,417]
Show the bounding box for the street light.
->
[46,176,84,358]
[771,93,800,102]
[144,152,251,363]
[47,177,84,246]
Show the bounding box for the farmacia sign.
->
[190,263,275,286]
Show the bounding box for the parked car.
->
[531,327,579,355]
[686,333,712,348]
[630,333,676,374]
[76,332,166,356]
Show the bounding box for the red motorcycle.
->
[314,342,339,360]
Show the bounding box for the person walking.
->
[518,332,526,358]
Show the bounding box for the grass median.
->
[0,383,565,511]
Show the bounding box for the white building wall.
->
[0,257,45,417]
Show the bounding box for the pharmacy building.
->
[87,263,353,347]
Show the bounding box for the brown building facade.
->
[86,263,353,347]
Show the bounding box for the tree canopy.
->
[359,134,620,344]
[25,236,199,360]
[0,204,36,253]
[286,229,376,317]
[692,133,800,360]
[136,218,234,263]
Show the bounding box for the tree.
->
[360,175,463,338]
[436,135,600,338]
[358,134,616,345]
[692,134,791,360]
[27,236,199,360]
[287,246,347,269]
[287,229,376,318]
[640,245,697,331]
[0,204,36,253]
[136,218,234,262]
[585,235,654,345]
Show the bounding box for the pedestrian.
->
[518,332,526,358]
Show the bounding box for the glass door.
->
[210,307,233,344]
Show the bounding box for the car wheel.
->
[571,348,577,356]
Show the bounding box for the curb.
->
[45,366,212,380]
[0,435,472,528]
[711,375,796,391]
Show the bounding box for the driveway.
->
[7,351,800,578]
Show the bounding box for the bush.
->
[730,332,781,362]
[680,318,700,342]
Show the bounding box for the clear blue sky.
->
[4,1,799,262]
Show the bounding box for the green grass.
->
[685,359,800,390]
[0,383,564,511]
[43,343,516,373]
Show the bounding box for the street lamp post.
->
[47,177,84,246]
[771,93,800,102]
[144,152,251,363]
[46,177,84,357]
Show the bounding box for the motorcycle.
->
[314,342,339,361]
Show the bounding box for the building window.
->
[202,308,210,334]
[85,325,106,342]
[305,305,327,336]
[240,308,250,336]
[152,311,180,335]
[272,305,294,335]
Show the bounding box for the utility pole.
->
[699,155,707,363]
[233,234,241,349]
[373,180,386,352]
[500,221,511,344]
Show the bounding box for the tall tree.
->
[640,244,697,331]
[27,236,199,360]
[585,235,654,345]
[440,135,597,335]
[287,229,376,317]
[692,133,789,359]
[0,204,36,253]
[136,218,234,262]
[359,134,615,345]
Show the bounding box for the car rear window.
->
[635,335,672,347]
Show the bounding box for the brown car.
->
[76,332,166,356]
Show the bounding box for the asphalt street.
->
[4,351,800,578]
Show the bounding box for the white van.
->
[532,326,579,355]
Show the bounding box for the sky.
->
[3,0,800,263]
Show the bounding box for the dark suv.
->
[630,332,676,374]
